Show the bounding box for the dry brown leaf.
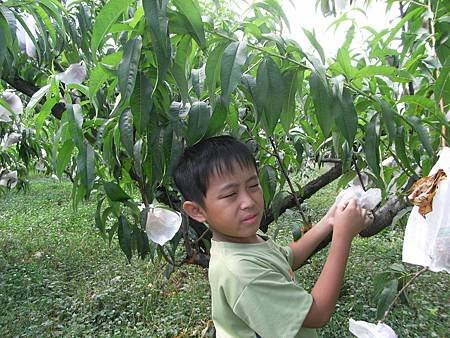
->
[408,169,447,217]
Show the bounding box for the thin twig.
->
[269,136,309,226]
[352,156,367,191]
[379,266,428,323]
[195,228,211,244]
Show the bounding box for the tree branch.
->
[2,74,65,119]
[260,162,343,232]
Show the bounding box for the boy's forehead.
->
[208,162,258,185]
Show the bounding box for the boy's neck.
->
[211,230,264,244]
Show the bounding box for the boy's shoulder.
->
[209,235,293,286]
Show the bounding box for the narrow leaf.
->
[364,115,380,176]
[334,88,358,146]
[76,141,95,197]
[205,98,227,137]
[309,71,333,137]
[118,36,142,102]
[130,72,153,134]
[280,69,298,132]
[376,279,398,320]
[143,0,171,85]
[171,36,191,104]
[255,57,284,135]
[104,181,130,202]
[406,115,433,156]
[186,101,210,146]
[119,109,134,156]
[220,41,247,105]
[118,215,133,262]
[91,0,132,59]
[172,0,206,48]
[25,84,50,114]
[56,140,74,178]
[259,165,277,208]
[378,99,397,144]
[435,57,450,108]
[302,28,325,64]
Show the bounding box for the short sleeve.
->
[232,270,314,338]
[278,245,294,267]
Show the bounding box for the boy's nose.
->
[240,192,256,209]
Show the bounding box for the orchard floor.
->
[0,176,448,337]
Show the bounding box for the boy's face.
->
[183,163,264,243]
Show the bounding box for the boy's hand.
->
[322,203,337,228]
[333,199,369,238]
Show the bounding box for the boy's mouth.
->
[242,213,258,224]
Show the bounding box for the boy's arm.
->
[288,205,336,270]
[302,199,368,328]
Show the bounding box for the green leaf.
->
[309,71,333,137]
[336,47,355,80]
[133,139,144,180]
[35,97,57,132]
[280,69,298,132]
[302,28,325,64]
[186,101,210,146]
[259,165,277,208]
[220,41,247,105]
[0,23,6,75]
[172,0,206,49]
[355,65,397,80]
[171,35,192,104]
[91,0,132,59]
[191,66,205,99]
[135,228,150,260]
[89,64,109,103]
[406,115,433,156]
[205,42,228,102]
[271,190,289,221]
[130,72,154,134]
[376,279,398,320]
[118,215,133,262]
[56,140,74,178]
[378,99,397,144]
[104,181,130,202]
[334,88,358,146]
[435,56,450,108]
[395,126,415,174]
[67,104,84,149]
[143,0,171,85]
[118,36,142,102]
[77,141,95,197]
[205,98,227,138]
[119,109,134,156]
[255,57,284,136]
[95,197,106,238]
[399,95,435,111]
[293,139,304,166]
[365,114,380,177]
[25,84,50,115]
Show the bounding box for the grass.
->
[0,176,449,337]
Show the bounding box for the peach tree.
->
[0,0,448,296]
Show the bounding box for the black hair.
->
[173,135,257,207]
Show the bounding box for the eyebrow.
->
[217,175,259,193]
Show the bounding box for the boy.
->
[173,135,368,338]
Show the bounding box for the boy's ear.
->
[182,201,207,223]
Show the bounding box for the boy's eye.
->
[222,192,237,199]
[249,184,260,189]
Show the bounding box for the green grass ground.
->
[0,176,448,337]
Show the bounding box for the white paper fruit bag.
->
[402,147,450,273]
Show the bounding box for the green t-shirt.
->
[209,232,318,338]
